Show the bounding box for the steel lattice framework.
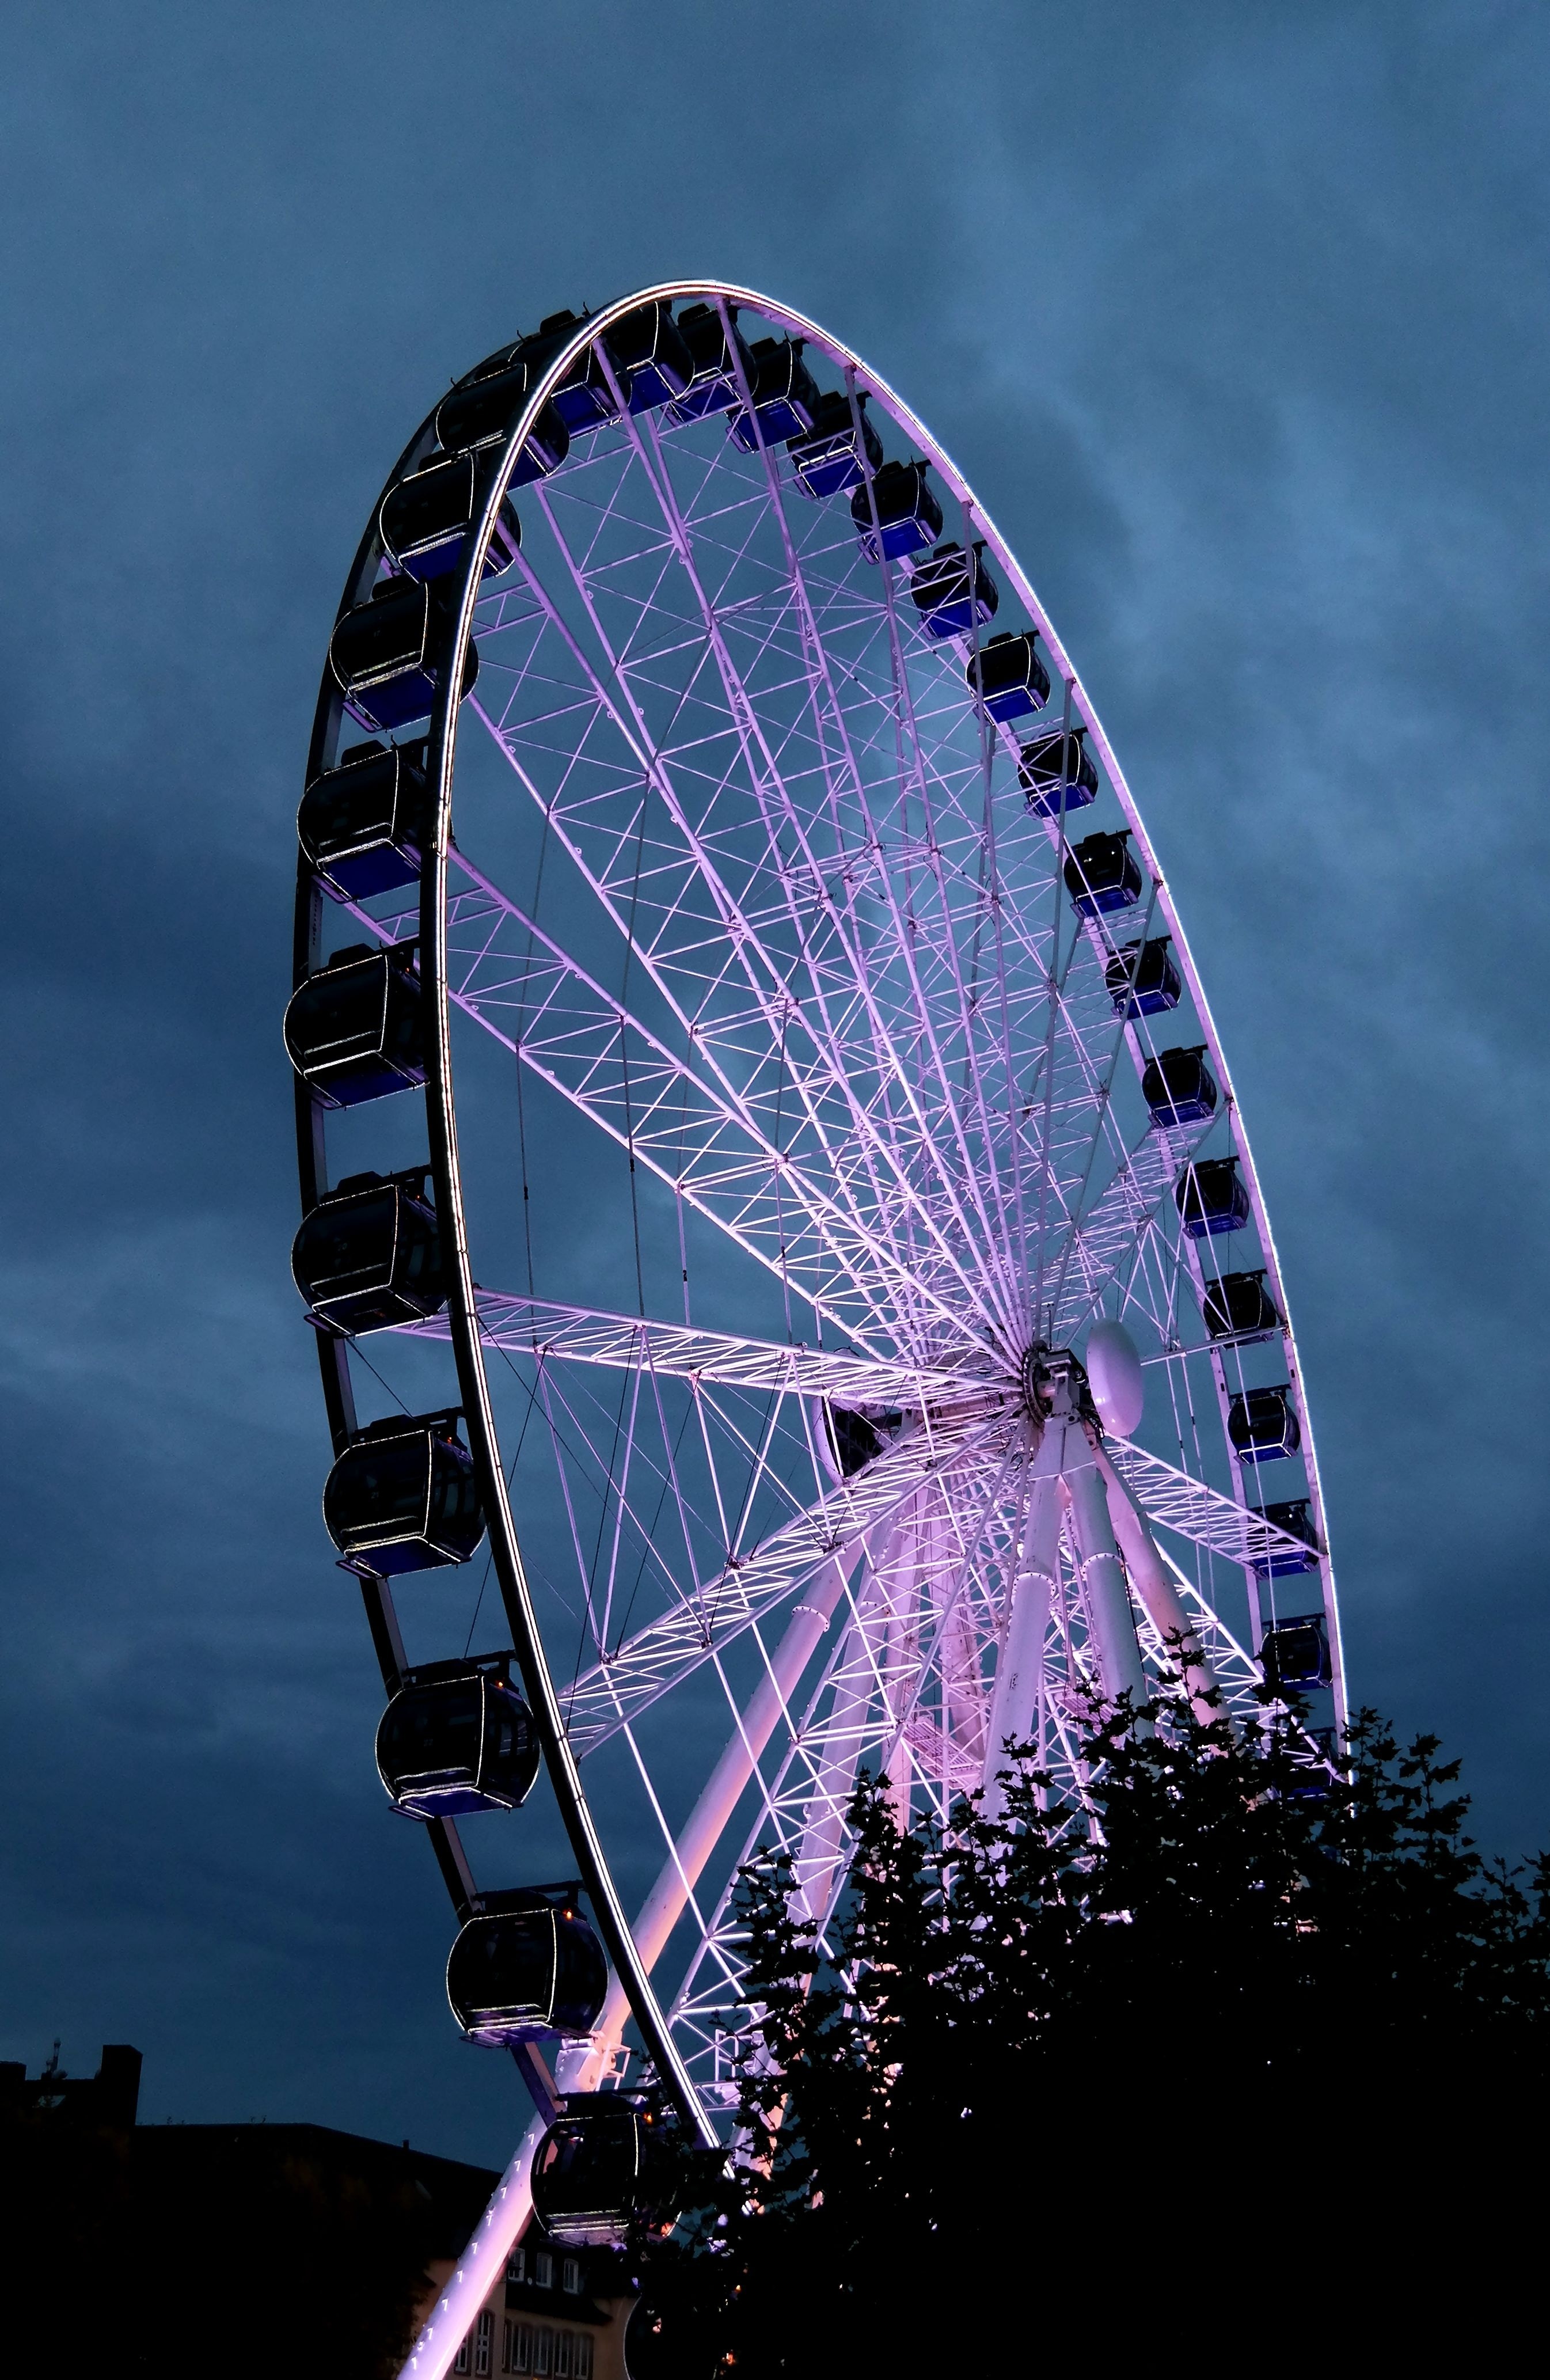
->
[288,284,1343,2379]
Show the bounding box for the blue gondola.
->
[1141,1045,1218,1129]
[1105,936,1180,1018]
[298,741,428,902]
[965,629,1050,725]
[909,541,1000,638]
[1251,1500,1321,1581]
[446,1889,609,2046]
[328,577,479,734]
[376,1656,541,1820]
[531,2095,682,2248]
[378,450,522,584]
[787,389,884,499]
[1202,1269,1281,1341]
[1175,1156,1251,1238]
[283,942,424,1109]
[851,460,943,561]
[1228,1386,1301,1465]
[1063,830,1142,916]
[666,303,753,422]
[1260,1611,1331,1686]
[324,1409,485,1576]
[728,337,821,449]
[291,1167,445,1334]
[516,309,622,432]
[603,302,693,414]
[433,355,570,483]
[1019,726,1099,817]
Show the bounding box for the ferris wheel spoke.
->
[462,728,1006,1347]
[340,840,983,1350]
[401,1290,994,1406]
[686,1516,916,1947]
[662,366,1022,1305]
[1044,1117,1210,1343]
[588,1540,868,2053]
[829,537,1033,1324]
[1104,1436,1313,1571]
[503,478,1021,1346]
[642,522,1032,1339]
[673,1438,1023,2024]
[697,337,1031,1338]
[478,428,1087,1347]
[533,1336,830,1642]
[559,1411,1010,1758]
[530,1359,643,1661]
[802,1466,1014,1904]
[788,1604,893,1922]
[505,478,911,1170]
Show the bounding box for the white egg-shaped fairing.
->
[1085,1319,1145,1438]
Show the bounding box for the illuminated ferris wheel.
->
[287,283,1343,2371]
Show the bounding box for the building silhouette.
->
[1,2041,632,2377]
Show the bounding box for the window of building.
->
[534,2251,554,2290]
[554,2334,572,2378]
[454,2336,471,2376]
[502,2318,513,2375]
[506,2248,527,2286]
[574,2336,592,2380]
[511,2322,534,2375]
[534,2328,554,2377]
[561,2258,580,2295]
[474,2310,493,2377]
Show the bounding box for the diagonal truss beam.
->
[400,1288,1310,1580]
[398,1292,998,1409]
[559,1409,1010,1758]
[1105,1436,1313,1572]
[339,848,1003,1358]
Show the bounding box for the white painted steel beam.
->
[400,1292,993,1408]
[588,1543,862,2054]
[980,1474,1061,1821]
[1063,1457,1148,1709]
[1095,1442,1223,1729]
[560,1410,1009,1756]
[1104,1435,1314,1572]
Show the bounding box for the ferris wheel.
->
[287,283,1343,2373]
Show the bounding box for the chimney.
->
[96,2045,142,2129]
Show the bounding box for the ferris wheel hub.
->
[1019,1342,1090,1427]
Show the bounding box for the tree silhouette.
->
[635,1688,1550,2370]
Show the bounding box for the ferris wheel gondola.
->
[288,283,1343,2377]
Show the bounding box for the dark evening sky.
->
[3,0,1548,2170]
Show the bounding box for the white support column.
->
[936,1513,988,1783]
[399,2033,594,2380]
[589,1543,863,2055]
[1064,1455,1148,1710]
[979,1474,1061,1823]
[882,1501,921,1816]
[1092,1443,1225,1730]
